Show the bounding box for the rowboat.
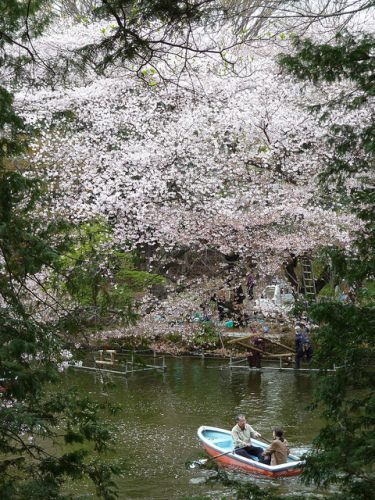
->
[197,425,304,478]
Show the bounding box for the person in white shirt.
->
[231,414,263,460]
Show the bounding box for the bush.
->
[165,332,182,344]
[192,324,220,349]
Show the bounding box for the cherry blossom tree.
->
[15,38,359,276]
[0,2,368,332]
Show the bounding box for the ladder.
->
[301,258,316,300]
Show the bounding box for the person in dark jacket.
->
[247,336,264,368]
[211,289,227,321]
[246,274,256,300]
[294,325,313,369]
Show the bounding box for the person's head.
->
[235,414,246,429]
[273,427,284,441]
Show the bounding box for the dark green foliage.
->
[302,302,375,496]
[165,331,182,344]
[280,32,374,180]
[49,220,163,333]
[93,0,206,23]
[51,0,220,79]
[280,25,375,500]
[0,0,51,46]
[0,88,25,160]
[279,32,374,94]
[0,172,124,498]
[0,1,53,87]
[0,172,65,287]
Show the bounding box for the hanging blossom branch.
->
[3,0,373,91]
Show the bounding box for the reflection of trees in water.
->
[271,373,321,444]
[224,369,319,444]
[227,371,263,410]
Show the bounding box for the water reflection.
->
[61,355,322,499]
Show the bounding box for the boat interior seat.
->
[213,439,232,448]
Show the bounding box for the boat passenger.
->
[260,427,289,465]
[231,414,263,460]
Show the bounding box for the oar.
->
[259,436,272,444]
[190,447,244,467]
[206,446,245,462]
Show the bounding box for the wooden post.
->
[218,330,225,349]
[106,350,115,364]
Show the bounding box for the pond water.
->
[61,355,323,499]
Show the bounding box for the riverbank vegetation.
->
[0,1,374,498]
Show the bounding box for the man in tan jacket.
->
[231,414,263,460]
